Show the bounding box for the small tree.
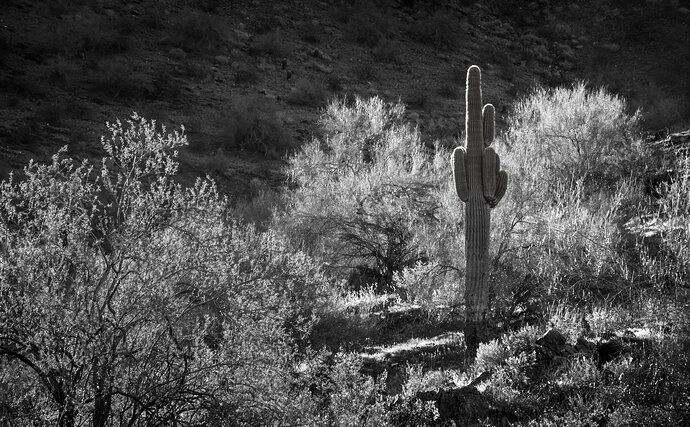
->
[505,82,644,190]
[283,97,452,293]
[0,114,325,426]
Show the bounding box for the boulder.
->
[436,386,490,424]
[600,43,621,52]
[536,328,567,354]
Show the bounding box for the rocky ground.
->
[1,0,689,199]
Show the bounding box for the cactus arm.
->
[482,104,495,147]
[482,147,499,201]
[452,147,469,202]
[491,170,508,208]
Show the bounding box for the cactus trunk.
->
[452,66,508,358]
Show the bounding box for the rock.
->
[310,48,332,61]
[233,29,251,42]
[257,61,275,71]
[601,43,621,52]
[214,55,231,65]
[680,7,690,14]
[436,386,490,424]
[575,336,597,354]
[306,60,333,74]
[536,329,567,354]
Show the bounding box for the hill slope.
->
[1,0,689,197]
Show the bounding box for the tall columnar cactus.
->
[452,65,508,357]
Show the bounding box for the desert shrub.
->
[475,325,542,373]
[0,114,329,426]
[641,153,690,295]
[407,11,458,49]
[490,173,643,306]
[393,262,459,310]
[168,11,227,53]
[249,30,290,57]
[219,96,293,158]
[504,83,644,191]
[485,83,657,308]
[281,96,456,293]
[230,178,283,227]
[323,354,391,425]
[286,79,329,107]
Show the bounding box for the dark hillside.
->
[1,0,689,194]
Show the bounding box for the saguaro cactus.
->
[452,65,508,358]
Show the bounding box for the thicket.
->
[0,115,363,426]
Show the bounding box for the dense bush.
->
[482,83,662,316]
[281,97,460,296]
[504,83,645,191]
[219,96,293,158]
[0,115,327,426]
[286,79,329,107]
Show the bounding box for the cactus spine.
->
[452,65,508,357]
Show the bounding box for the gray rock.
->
[214,55,231,65]
[536,329,567,353]
[310,48,332,62]
[601,43,621,52]
[306,61,333,74]
[576,336,597,354]
[436,386,489,424]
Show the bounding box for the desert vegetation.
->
[1,0,690,425]
[2,67,689,424]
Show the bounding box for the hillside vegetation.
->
[2,78,689,425]
[1,0,690,425]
